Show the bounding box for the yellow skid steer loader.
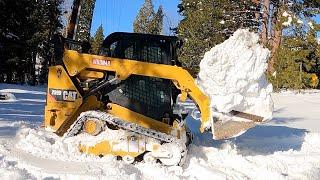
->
[44,33,264,166]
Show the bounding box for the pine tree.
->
[35,0,63,84]
[150,5,164,34]
[133,0,154,33]
[177,0,259,75]
[271,34,319,90]
[91,25,105,54]
[75,0,96,42]
[133,0,164,35]
[260,0,320,74]
[269,21,320,90]
[178,0,220,74]
[271,38,309,90]
[214,0,260,34]
[0,0,63,84]
[266,1,320,90]
[0,0,38,84]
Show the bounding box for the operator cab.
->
[99,32,183,124]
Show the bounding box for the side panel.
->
[44,65,83,131]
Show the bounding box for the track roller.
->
[83,119,104,136]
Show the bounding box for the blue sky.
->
[91,0,181,36]
[315,14,320,37]
[91,0,319,37]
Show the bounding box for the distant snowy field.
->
[0,83,320,180]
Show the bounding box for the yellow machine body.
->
[44,47,262,159]
[44,48,209,158]
[45,49,211,135]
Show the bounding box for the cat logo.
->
[62,91,77,101]
[49,89,78,102]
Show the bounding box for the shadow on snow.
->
[187,115,307,156]
[0,86,45,138]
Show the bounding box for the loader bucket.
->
[211,110,264,140]
[212,120,256,139]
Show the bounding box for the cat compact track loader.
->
[44,33,264,166]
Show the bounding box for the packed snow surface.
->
[1,83,320,179]
[197,29,274,120]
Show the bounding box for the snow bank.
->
[11,127,320,179]
[15,127,115,162]
[0,92,16,102]
[11,127,183,179]
[197,29,273,120]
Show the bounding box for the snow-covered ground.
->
[0,83,320,180]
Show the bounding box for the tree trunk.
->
[268,6,283,74]
[268,29,281,73]
[252,0,261,28]
[261,0,270,45]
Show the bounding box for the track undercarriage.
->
[64,111,191,166]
